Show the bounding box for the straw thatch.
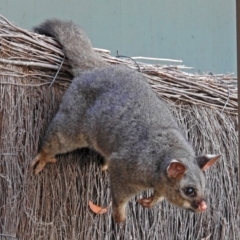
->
[0,15,238,240]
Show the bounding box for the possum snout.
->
[197,200,207,212]
[191,199,207,212]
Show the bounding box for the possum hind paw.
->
[31,152,57,175]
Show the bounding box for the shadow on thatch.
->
[0,15,238,240]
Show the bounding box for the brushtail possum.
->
[32,19,220,223]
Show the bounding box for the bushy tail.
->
[33,19,107,76]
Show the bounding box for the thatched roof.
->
[0,15,238,240]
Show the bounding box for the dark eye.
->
[184,187,196,197]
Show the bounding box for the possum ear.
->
[196,154,221,171]
[167,160,186,179]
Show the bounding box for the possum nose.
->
[198,200,207,212]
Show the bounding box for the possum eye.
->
[184,187,196,197]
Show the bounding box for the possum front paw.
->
[138,195,164,208]
[31,150,57,175]
[113,209,126,223]
[138,196,154,208]
[112,202,127,223]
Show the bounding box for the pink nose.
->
[198,200,207,212]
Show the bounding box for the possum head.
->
[164,154,221,212]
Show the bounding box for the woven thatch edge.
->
[0,14,237,115]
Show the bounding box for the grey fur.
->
[32,20,220,223]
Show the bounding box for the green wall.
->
[0,0,236,75]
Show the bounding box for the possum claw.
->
[30,155,41,168]
[34,161,47,175]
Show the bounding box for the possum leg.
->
[111,186,134,223]
[31,118,88,174]
[110,174,141,223]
